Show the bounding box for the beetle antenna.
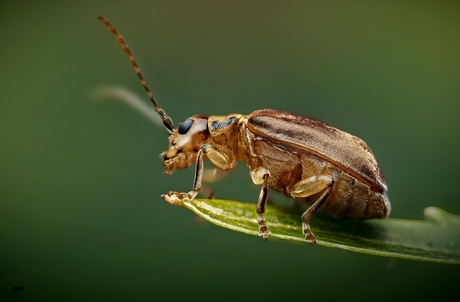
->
[98,16,174,134]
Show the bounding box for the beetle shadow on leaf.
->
[313,212,386,242]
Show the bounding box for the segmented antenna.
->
[98,16,174,134]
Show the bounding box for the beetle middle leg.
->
[251,167,271,240]
[290,175,334,244]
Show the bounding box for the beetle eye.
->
[178,119,194,135]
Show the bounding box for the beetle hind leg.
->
[290,175,334,244]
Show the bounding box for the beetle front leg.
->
[290,175,334,244]
[161,146,206,205]
[251,167,271,240]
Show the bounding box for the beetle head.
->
[161,116,210,174]
[98,18,209,174]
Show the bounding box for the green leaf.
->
[170,198,460,264]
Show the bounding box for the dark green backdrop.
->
[1,1,459,301]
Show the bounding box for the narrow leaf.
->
[170,198,460,264]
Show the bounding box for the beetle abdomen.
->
[243,115,391,220]
[320,171,390,219]
[247,109,386,194]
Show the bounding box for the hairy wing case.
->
[247,109,386,193]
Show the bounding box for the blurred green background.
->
[1,1,459,301]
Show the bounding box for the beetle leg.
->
[251,167,271,240]
[200,182,214,199]
[290,175,334,244]
[161,146,206,205]
[202,167,230,183]
[201,168,231,199]
[205,145,237,170]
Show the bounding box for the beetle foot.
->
[161,191,190,206]
[302,222,317,244]
[258,214,271,240]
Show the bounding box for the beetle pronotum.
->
[98,16,391,244]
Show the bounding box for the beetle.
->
[98,16,391,244]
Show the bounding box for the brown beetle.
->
[99,17,391,244]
